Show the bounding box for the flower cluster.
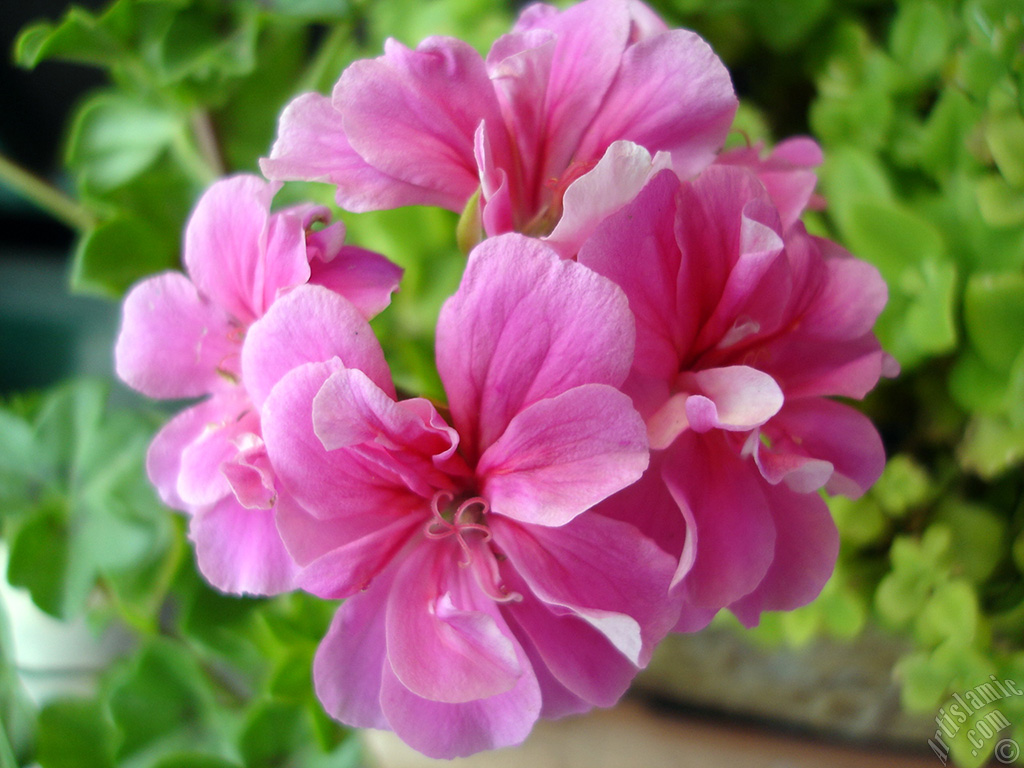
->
[115,0,893,759]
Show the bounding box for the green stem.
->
[298,23,352,94]
[190,110,225,178]
[0,153,94,231]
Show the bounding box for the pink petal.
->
[798,246,889,340]
[241,284,393,409]
[386,542,523,704]
[308,244,403,320]
[682,365,784,433]
[577,170,688,382]
[759,399,886,498]
[501,568,639,707]
[314,574,393,730]
[504,617,592,719]
[312,368,463,497]
[510,0,631,179]
[337,37,505,212]
[576,28,737,180]
[261,361,421,521]
[378,641,541,759]
[176,406,258,508]
[261,93,450,212]
[220,432,276,510]
[116,272,237,399]
[437,234,635,461]
[277,496,421,599]
[478,384,649,527]
[728,484,839,626]
[491,513,678,666]
[189,496,299,596]
[146,396,230,510]
[545,141,671,257]
[183,175,296,324]
[662,431,775,610]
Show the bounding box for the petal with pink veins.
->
[437,234,635,460]
[478,383,649,527]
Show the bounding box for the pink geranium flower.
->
[254,235,677,758]
[261,0,736,239]
[577,162,894,630]
[115,175,402,595]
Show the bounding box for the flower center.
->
[423,491,520,603]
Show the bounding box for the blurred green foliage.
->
[4,0,1024,766]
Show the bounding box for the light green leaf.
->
[986,111,1024,187]
[71,215,176,298]
[963,272,1024,372]
[66,94,180,193]
[959,414,1024,477]
[915,579,979,646]
[889,0,951,79]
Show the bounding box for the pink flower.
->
[261,0,736,239]
[577,163,894,630]
[115,175,402,595]
[255,235,677,758]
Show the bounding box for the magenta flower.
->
[577,162,895,630]
[254,235,677,758]
[260,0,736,238]
[115,175,402,595]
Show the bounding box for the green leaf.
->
[151,755,243,768]
[889,0,952,79]
[915,579,979,646]
[239,700,304,768]
[936,500,1007,583]
[976,173,1024,226]
[15,11,124,69]
[872,454,932,516]
[108,639,215,760]
[750,0,830,51]
[71,215,176,297]
[66,94,180,194]
[6,502,77,617]
[963,272,1024,372]
[36,699,117,768]
[959,414,1024,477]
[986,111,1024,187]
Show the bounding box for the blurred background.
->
[1,1,1023,767]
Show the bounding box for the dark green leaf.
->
[71,216,177,298]
[36,699,117,768]
[963,272,1024,372]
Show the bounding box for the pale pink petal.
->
[491,513,678,666]
[437,234,635,460]
[378,642,541,759]
[576,29,737,180]
[387,542,522,703]
[478,384,648,526]
[729,484,838,626]
[146,396,230,510]
[261,361,420,521]
[662,431,775,609]
[314,574,393,730]
[759,399,885,498]
[545,141,671,257]
[308,244,403,320]
[682,365,784,433]
[221,432,276,510]
[176,407,257,508]
[501,568,639,707]
[337,37,504,211]
[115,272,237,399]
[628,0,670,39]
[475,123,516,235]
[189,496,299,596]
[183,176,283,324]
[578,170,687,381]
[242,284,393,409]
